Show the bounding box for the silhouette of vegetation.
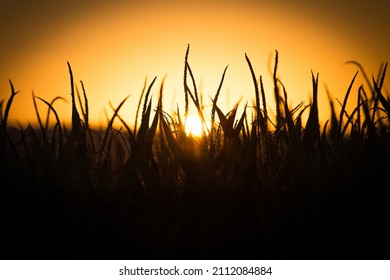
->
[0,45,389,259]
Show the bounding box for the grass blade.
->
[211,65,228,127]
[67,62,81,137]
[303,72,320,152]
[339,71,359,135]
[373,76,390,116]
[2,80,19,129]
[134,76,148,136]
[36,96,63,152]
[32,92,45,133]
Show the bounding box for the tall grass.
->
[0,46,389,259]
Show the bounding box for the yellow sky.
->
[1,0,389,127]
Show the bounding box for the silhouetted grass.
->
[0,46,389,259]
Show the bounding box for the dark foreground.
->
[1,128,389,260]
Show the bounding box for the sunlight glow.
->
[1,1,389,127]
[184,115,207,137]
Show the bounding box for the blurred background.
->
[1,0,389,127]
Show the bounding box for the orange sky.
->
[1,0,389,127]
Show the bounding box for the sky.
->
[1,0,389,127]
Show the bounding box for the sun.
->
[184,115,207,137]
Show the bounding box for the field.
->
[1,47,389,259]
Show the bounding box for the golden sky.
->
[1,0,389,127]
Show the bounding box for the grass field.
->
[1,46,389,259]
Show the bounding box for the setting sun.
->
[184,115,208,137]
